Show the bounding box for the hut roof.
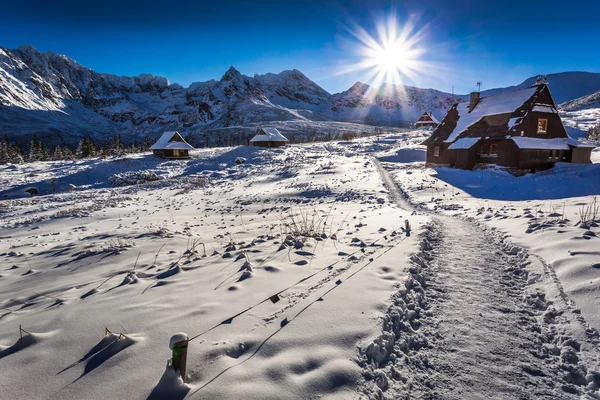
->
[446,87,537,143]
[447,137,481,150]
[250,127,289,143]
[415,112,439,124]
[512,137,596,150]
[423,84,562,146]
[150,131,194,150]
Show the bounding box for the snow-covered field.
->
[561,108,600,137]
[1,130,599,399]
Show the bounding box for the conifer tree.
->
[75,138,85,158]
[39,141,49,161]
[143,136,151,151]
[110,134,123,155]
[27,135,40,162]
[0,139,9,165]
[63,147,74,160]
[51,145,64,161]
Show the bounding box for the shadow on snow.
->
[432,162,600,201]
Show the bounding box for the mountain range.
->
[2,44,600,146]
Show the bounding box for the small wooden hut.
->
[250,127,289,147]
[415,112,439,129]
[150,131,194,159]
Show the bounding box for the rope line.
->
[188,228,402,343]
[188,233,409,396]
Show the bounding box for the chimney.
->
[531,75,548,87]
[469,92,480,112]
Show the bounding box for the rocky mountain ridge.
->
[2,45,600,145]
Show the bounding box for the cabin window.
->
[537,118,548,134]
[433,146,440,157]
[480,144,497,156]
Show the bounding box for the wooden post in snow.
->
[170,332,189,382]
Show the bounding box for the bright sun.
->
[373,42,407,74]
[338,13,429,91]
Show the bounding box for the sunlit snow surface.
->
[0,130,598,399]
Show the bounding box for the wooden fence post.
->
[170,333,189,382]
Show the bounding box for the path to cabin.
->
[359,160,600,399]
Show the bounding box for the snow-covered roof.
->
[532,104,557,113]
[448,137,481,150]
[510,137,583,150]
[150,131,194,150]
[444,87,537,143]
[416,112,439,124]
[250,127,289,143]
[428,113,439,124]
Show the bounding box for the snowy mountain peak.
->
[222,66,244,81]
[3,44,600,145]
[348,82,371,94]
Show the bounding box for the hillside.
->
[2,45,600,146]
[480,72,600,104]
[558,90,600,136]
[560,89,600,111]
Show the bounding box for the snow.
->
[150,132,194,150]
[532,104,558,113]
[447,137,481,150]
[511,137,572,150]
[0,134,432,399]
[1,127,600,398]
[511,137,596,150]
[363,148,600,398]
[445,87,537,143]
[249,127,289,143]
[427,113,440,124]
[383,150,600,348]
[169,333,189,350]
[507,116,523,131]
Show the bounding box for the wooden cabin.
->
[250,127,289,147]
[150,131,194,159]
[423,79,595,172]
[415,112,439,129]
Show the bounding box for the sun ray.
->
[338,13,433,93]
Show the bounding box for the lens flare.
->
[337,13,431,95]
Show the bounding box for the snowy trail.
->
[358,161,600,399]
[371,158,413,211]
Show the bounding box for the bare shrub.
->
[102,239,134,253]
[145,223,173,238]
[278,206,330,238]
[578,197,599,228]
[340,131,357,142]
[184,237,206,258]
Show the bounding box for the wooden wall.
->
[425,143,454,166]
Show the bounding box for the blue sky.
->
[2,0,599,94]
